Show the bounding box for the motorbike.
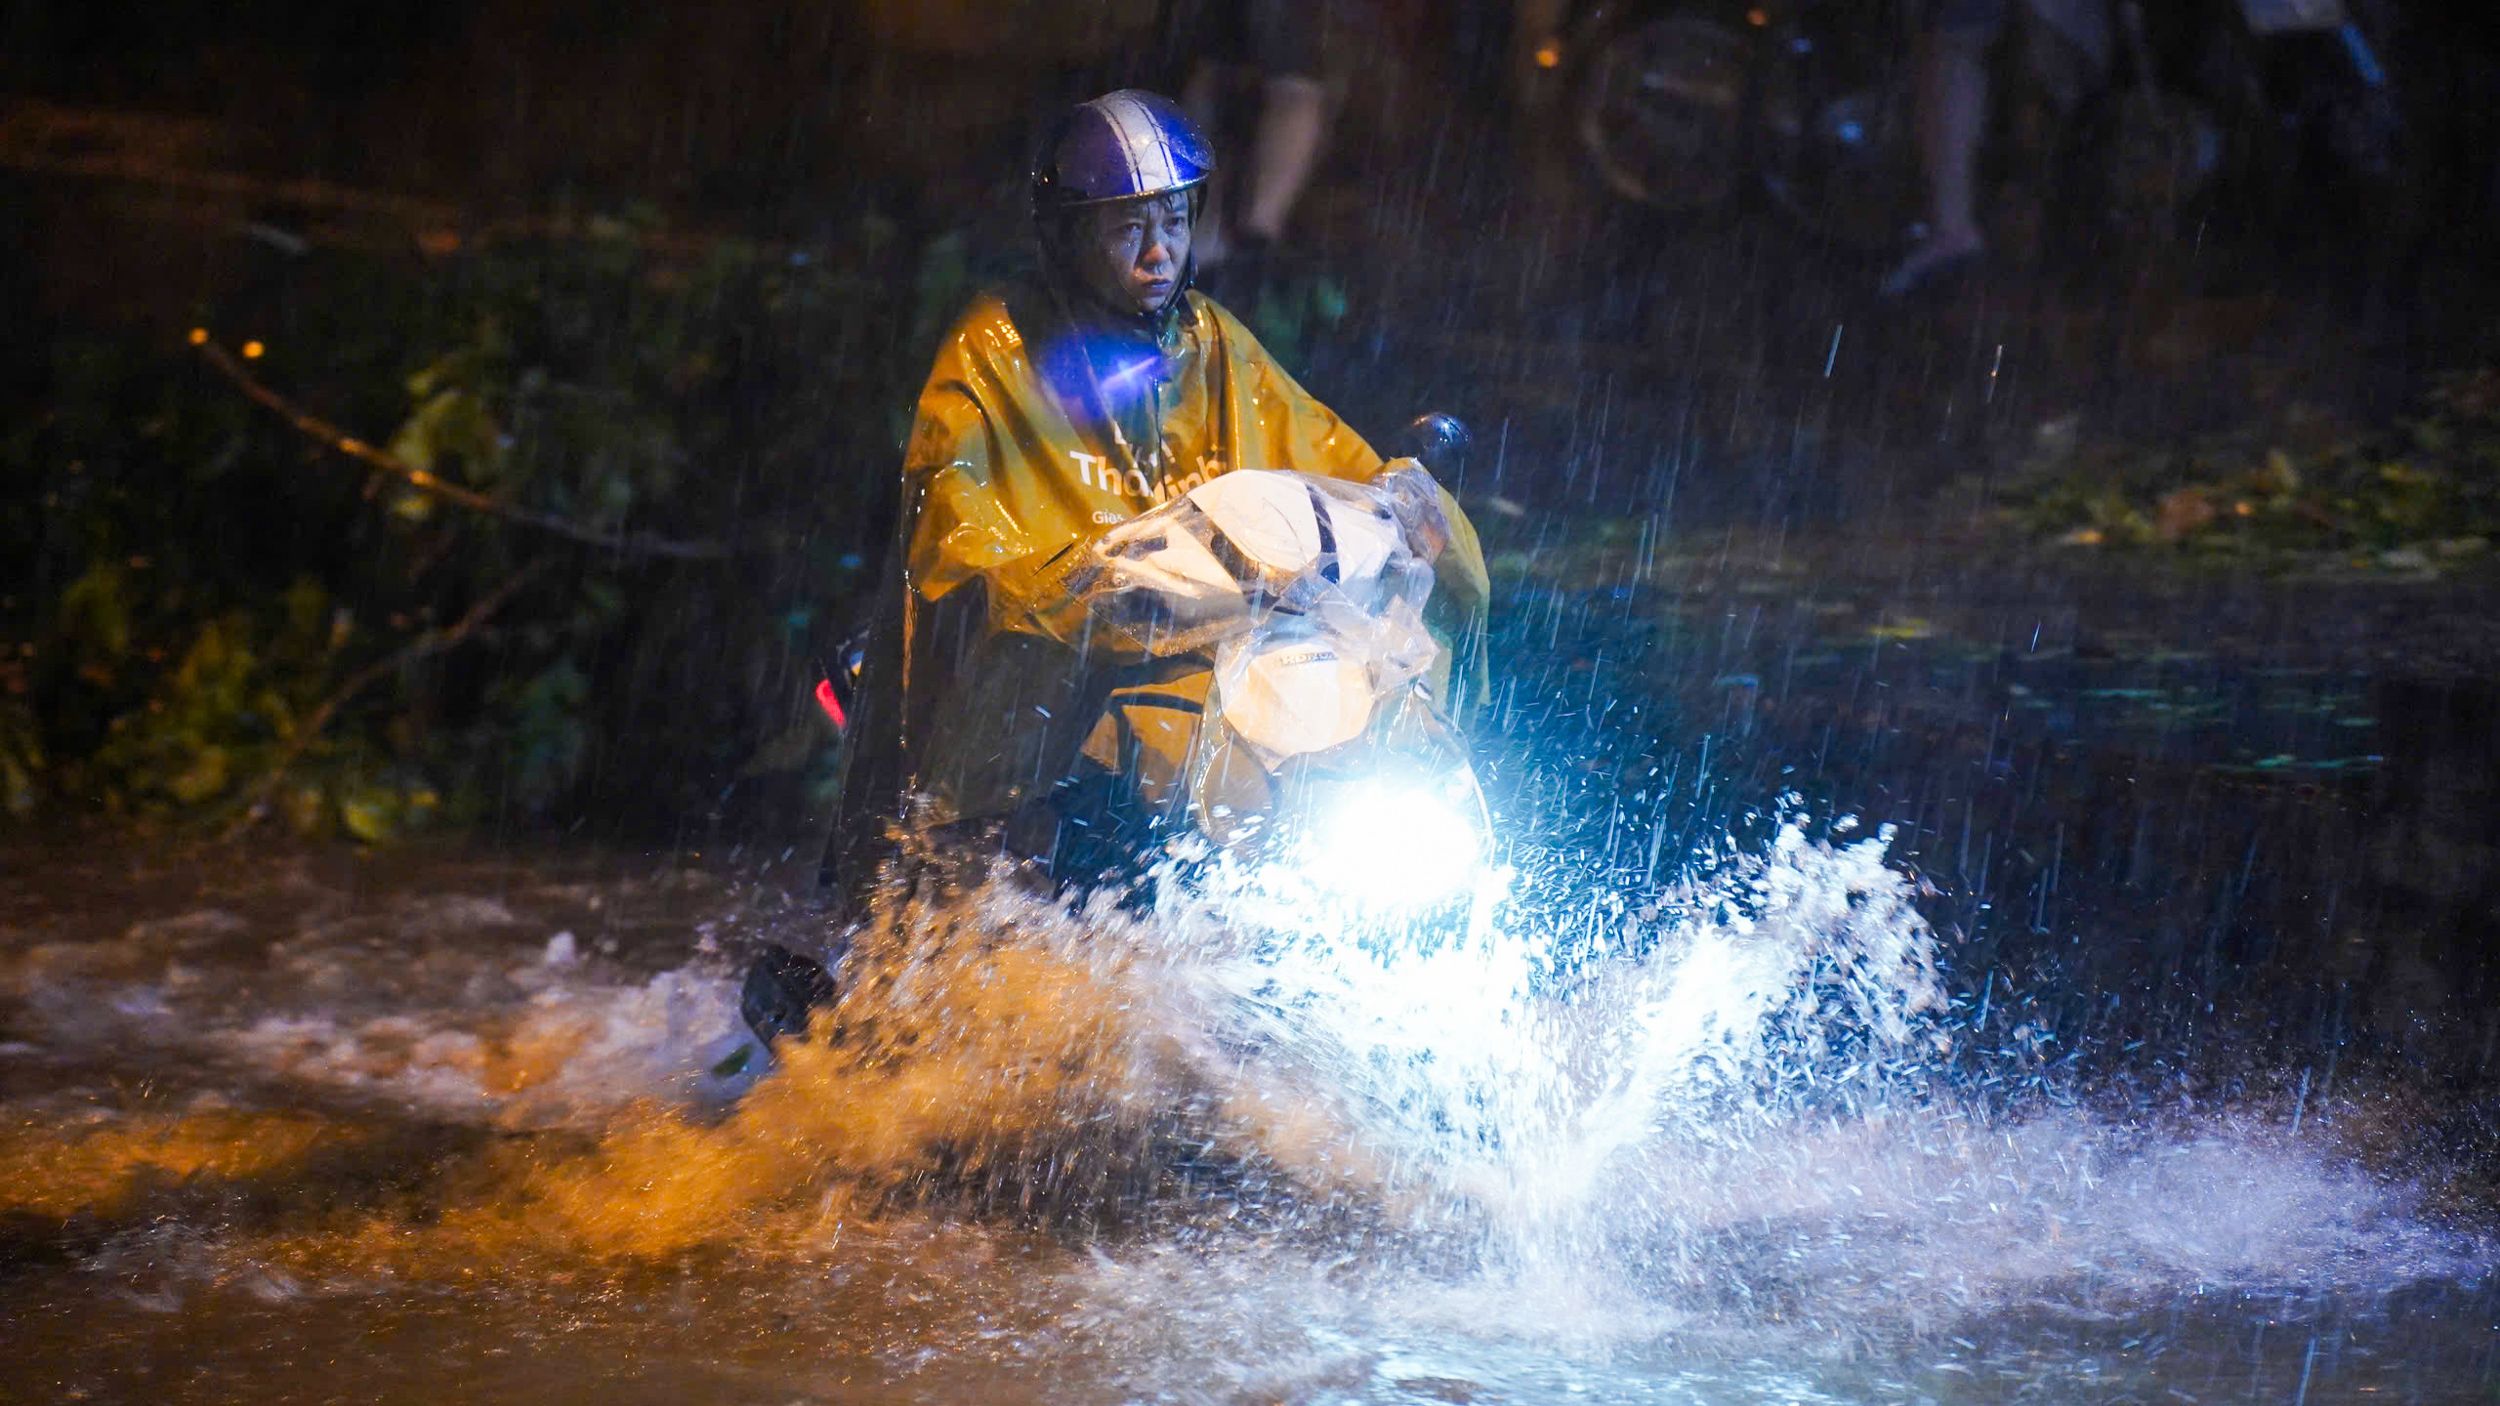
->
[728,422,1493,1060]
[1536,0,1906,240]
[1534,0,2401,252]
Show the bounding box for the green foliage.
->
[390,344,509,488]
[30,562,433,834]
[495,658,590,809]
[1998,369,2500,569]
[5,209,916,837]
[93,610,275,810]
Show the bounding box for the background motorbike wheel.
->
[1555,2,1942,253]
[1566,6,1759,215]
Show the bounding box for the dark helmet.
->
[1032,89,1216,212]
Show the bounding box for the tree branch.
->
[221,558,552,840]
[193,334,738,560]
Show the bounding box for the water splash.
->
[0,836,2481,1348]
[308,812,1958,1258]
[1119,817,1950,1237]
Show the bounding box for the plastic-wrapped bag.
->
[1072,465,1446,658]
[1063,466,1459,842]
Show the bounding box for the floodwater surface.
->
[3,571,2496,1405]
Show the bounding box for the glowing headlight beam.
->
[1290,781,1485,911]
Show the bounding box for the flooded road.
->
[12,3,2500,1395]
[4,558,2497,1405]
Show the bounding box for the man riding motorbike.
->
[738,89,1492,1051]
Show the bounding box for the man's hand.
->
[1374,459,1454,564]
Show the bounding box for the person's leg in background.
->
[1184,0,1348,286]
[1179,48,1238,267]
[1237,71,1329,248]
[1881,0,2005,296]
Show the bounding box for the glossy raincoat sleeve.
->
[899,321,1093,644]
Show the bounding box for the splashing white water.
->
[1110,819,1946,1233]
[893,813,2488,1333]
[1,837,2481,1339]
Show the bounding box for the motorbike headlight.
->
[1288,778,1487,912]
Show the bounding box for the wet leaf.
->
[167,744,230,804]
[2253,448,2301,495]
[280,783,329,836]
[2155,487,2219,541]
[339,786,400,843]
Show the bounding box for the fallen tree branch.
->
[221,558,552,841]
[194,334,737,560]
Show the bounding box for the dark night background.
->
[5,4,2500,1400]
[10,0,2500,1144]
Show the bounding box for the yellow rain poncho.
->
[896,283,1488,824]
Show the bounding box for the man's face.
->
[1075,192,1191,316]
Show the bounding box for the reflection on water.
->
[0,836,2489,1403]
